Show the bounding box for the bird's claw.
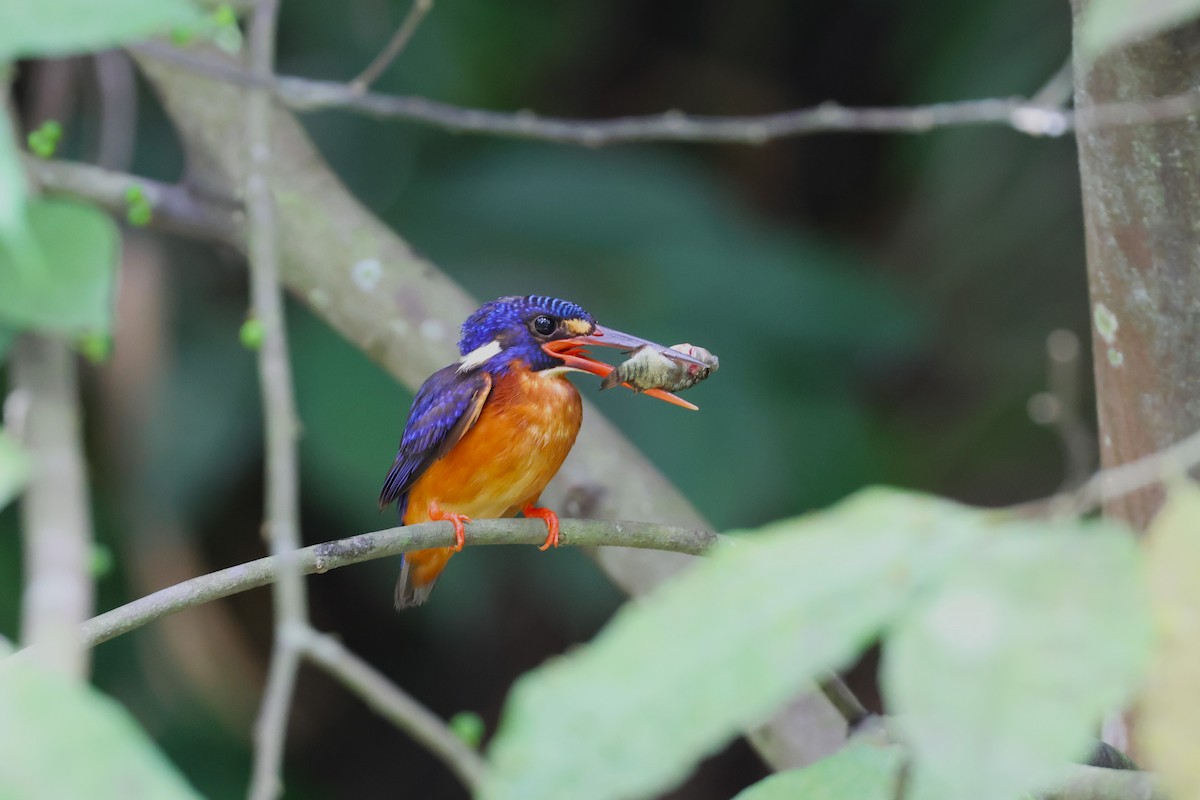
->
[523,505,561,551]
[428,500,471,552]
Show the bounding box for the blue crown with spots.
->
[459,295,593,355]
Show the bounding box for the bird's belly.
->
[404,373,583,522]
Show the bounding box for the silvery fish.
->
[600,343,719,393]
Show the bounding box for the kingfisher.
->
[379,295,704,609]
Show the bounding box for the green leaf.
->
[0,661,203,799]
[449,711,486,749]
[125,185,153,227]
[1139,483,1200,798]
[482,489,984,800]
[26,119,63,159]
[0,0,203,61]
[882,519,1150,800]
[239,317,265,350]
[731,744,904,800]
[90,542,116,578]
[1078,0,1200,61]
[0,199,120,333]
[77,331,114,363]
[0,428,29,510]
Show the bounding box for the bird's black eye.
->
[532,315,557,336]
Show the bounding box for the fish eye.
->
[532,315,557,336]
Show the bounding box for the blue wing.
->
[379,365,492,515]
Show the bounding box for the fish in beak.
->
[542,325,711,410]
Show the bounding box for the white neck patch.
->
[458,339,503,372]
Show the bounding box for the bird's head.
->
[457,295,703,408]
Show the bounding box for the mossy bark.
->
[1072,9,1200,530]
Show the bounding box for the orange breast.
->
[403,366,583,523]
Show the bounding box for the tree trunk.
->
[1072,6,1200,530]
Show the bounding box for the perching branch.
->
[79,518,721,648]
[244,1,308,797]
[298,629,488,792]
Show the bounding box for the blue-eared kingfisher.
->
[379,295,703,608]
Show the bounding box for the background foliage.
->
[1,0,1179,797]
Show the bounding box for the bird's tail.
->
[395,548,455,609]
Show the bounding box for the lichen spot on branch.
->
[351,258,383,292]
[1093,302,1119,344]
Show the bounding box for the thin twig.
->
[299,629,488,791]
[1071,426,1200,515]
[818,675,870,727]
[130,41,1200,146]
[1031,56,1075,108]
[76,518,719,648]
[244,0,307,797]
[1007,424,1200,519]
[348,0,433,93]
[1027,330,1096,492]
[10,336,94,680]
[23,155,242,243]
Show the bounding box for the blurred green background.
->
[2,0,1090,797]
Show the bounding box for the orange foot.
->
[428,499,470,552]
[523,505,561,551]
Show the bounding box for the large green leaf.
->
[731,744,904,800]
[482,489,984,800]
[0,661,202,799]
[0,199,120,333]
[882,519,1150,800]
[1139,483,1200,799]
[0,0,201,60]
[0,428,29,511]
[1078,0,1200,61]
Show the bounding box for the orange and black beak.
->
[542,325,705,410]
